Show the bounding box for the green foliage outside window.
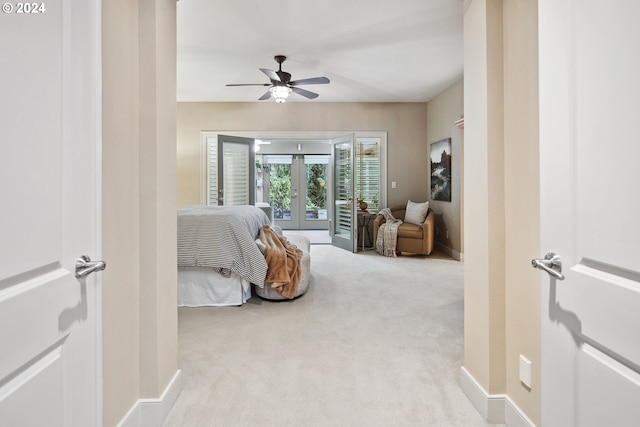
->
[306,163,327,211]
[269,164,291,212]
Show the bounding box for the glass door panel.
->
[265,155,296,229]
[300,155,329,229]
[331,134,356,252]
[217,134,255,206]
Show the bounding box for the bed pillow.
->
[404,200,429,226]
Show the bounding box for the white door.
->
[331,134,357,252]
[538,1,640,426]
[0,1,102,426]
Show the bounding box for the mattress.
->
[178,267,252,307]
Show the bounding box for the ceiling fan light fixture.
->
[270,85,291,103]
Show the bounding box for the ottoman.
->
[255,234,311,300]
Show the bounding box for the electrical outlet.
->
[519,355,532,388]
[391,181,397,189]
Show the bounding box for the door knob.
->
[531,252,564,281]
[76,255,106,279]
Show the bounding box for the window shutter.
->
[208,139,218,205]
[356,138,380,211]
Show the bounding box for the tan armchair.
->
[373,206,434,255]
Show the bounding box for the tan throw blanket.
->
[259,225,303,299]
[376,208,403,257]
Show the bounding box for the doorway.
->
[202,131,387,251]
[260,154,330,230]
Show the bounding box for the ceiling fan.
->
[226,55,330,103]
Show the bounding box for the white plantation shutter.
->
[207,135,254,206]
[335,144,352,232]
[222,142,250,205]
[208,138,218,205]
[356,138,380,211]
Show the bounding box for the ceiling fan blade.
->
[291,86,319,99]
[260,68,281,82]
[258,91,271,101]
[289,77,330,86]
[226,83,271,87]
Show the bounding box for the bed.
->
[177,205,271,306]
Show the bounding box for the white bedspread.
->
[177,205,271,286]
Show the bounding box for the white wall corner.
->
[117,369,183,427]
[459,366,536,427]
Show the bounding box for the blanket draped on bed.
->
[259,225,303,299]
[177,205,270,286]
[376,208,403,257]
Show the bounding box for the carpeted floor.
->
[164,246,504,427]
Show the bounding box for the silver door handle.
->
[76,255,106,279]
[531,252,564,281]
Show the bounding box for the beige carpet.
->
[164,246,504,427]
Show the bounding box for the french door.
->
[212,135,255,205]
[331,134,357,251]
[264,154,329,230]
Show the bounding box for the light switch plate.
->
[519,354,532,388]
[391,181,397,189]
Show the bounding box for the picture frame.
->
[430,138,452,202]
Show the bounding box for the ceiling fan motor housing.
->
[274,55,291,83]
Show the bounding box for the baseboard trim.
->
[117,369,182,427]
[459,367,536,427]
[434,242,463,261]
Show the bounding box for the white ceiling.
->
[177,0,464,103]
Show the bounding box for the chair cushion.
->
[404,200,429,225]
[397,223,423,239]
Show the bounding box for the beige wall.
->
[102,2,140,420]
[463,0,506,393]
[463,0,540,424]
[427,79,464,258]
[102,0,178,425]
[503,0,540,423]
[177,102,433,209]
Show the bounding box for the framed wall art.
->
[430,138,452,202]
